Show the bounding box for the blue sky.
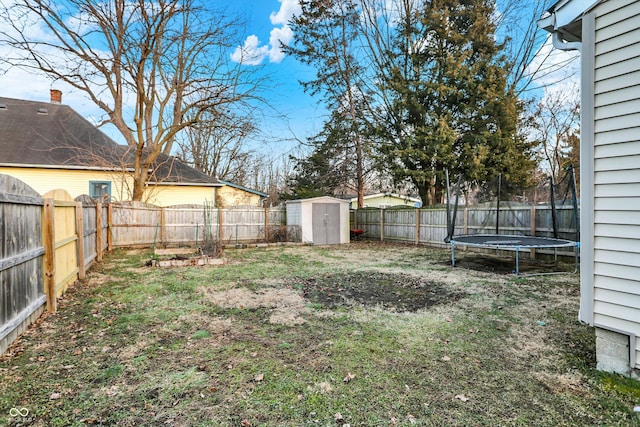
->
[0,0,578,158]
[0,0,322,156]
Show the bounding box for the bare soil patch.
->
[294,271,467,312]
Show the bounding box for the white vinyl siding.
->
[592,0,640,369]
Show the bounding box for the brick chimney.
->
[50,89,62,104]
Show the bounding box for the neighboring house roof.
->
[0,96,123,168]
[0,96,221,187]
[351,192,422,204]
[217,179,268,198]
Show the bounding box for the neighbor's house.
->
[0,93,266,207]
[349,192,422,209]
[539,0,640,378]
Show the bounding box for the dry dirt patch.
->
[200,286,310,326]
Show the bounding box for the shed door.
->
[312,203,340,244]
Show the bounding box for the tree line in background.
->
[283,0,581,206]
[0,0,580,206]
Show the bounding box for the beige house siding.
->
[351,194,421,209]
[592,0,640,369]
[216,185,262,207]
[0,166,132,200]
[145,185,217,207]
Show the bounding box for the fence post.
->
[43,198,56,313]
[380,208,385,242]
[106,203,113,251]
[415,208,420,245]
[96,202,103,262]
[160,207,167,246]
[76,202,86,279]
[264,207,270,242]
[463,207,469,235]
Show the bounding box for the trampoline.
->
[448,234,579,275]
[445,167,580,276]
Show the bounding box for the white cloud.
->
[268,24,293,63]
[269,0,301,25]
[529,34,581,99]
[230,34,270,66]
[232,0,300,65]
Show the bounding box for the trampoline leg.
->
[451,242,456,267]
[515,247,520,275]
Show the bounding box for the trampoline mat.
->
[449,234,578,248]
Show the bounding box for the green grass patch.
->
[1,245,639,426]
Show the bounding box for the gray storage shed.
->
[286,196,351,245]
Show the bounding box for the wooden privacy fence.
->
[1,175,286,356]
[352,205,579,255]
[109,203,286,248]
[0,178,109,355]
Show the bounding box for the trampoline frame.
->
[449,234,579,276]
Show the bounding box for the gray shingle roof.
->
[0,96,221,186]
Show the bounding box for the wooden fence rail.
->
[108,204,286,248]
[352,205,579,256]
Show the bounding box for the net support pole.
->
[550,175,559,239]
[569,164,580,242]
[445,169,451,242]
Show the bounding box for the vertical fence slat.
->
[106,203,113,251]
[96,202,103,261]
[43,198,56,313]
[76,202,86,280]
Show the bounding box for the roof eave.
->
[538,0,602,39]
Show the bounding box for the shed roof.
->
[285,196,351,204]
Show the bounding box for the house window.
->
[90,181,111,201]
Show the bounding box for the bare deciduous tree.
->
[0,0,262,200]
[176,108,257,181]
[531,84,580,182]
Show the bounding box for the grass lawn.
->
[1,242,639,426]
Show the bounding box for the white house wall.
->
[591,0,640,369]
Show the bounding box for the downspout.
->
[543,10,582,52]
[552,30,581,52]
